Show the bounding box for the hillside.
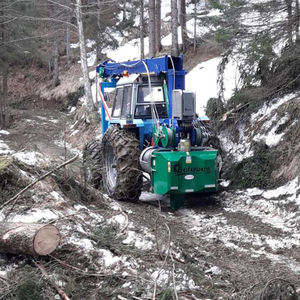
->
[0,0,299,299]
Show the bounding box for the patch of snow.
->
[69,106,76,114]
[50,191,64,201]
[69,129,79,137]
[219,124,253,162]
[186,57,240,116]
[98,249,122,267]
[0,140,13,155]
[12,151,48,166]
[70,121,78,130]
[251,93,296,123]
[253,114,290,147]
[151,269,169,285]
[262,177,299,200]
[220,180,230,188]
[122,230,154,250]
[68,236,95,252]
[8,208,58,223]
[49,118,59,124]
[86,39,96,48]
[87,49,96,67]
[107,214,126,227]
[205,266,222,275]
[0,130,9,135]
[70,42,79,49]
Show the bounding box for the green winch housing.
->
[151,149,219,209]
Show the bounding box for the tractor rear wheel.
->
[83,139,103,189]
[101,126,142,202]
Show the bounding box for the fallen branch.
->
[49,254,106,277]
[153,221,172,300]
[0,154,79,216]
[33,260,70,300]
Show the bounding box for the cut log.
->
[0,223,61,256]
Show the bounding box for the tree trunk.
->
[0,0,7,127]
[155,0,162,53]
[193,1,197,51]
[140,0,145,59]
[96,0,101,62]
[75,0,95,112]
[180,0,187,51]
[53,29,60,87]
[149,0,156,57]
[0,223,61,256]
[47,38,52,75]
[171,0,179,56]
[66,13,71,69]
[295,0,300,42]
[286,0,293,44]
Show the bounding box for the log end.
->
[33,225,61,256]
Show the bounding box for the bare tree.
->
[75,0,95,112]
[96,0,102,62]
[140,0,145,59]
[171,0,179,56]
[65,7,71,69]
[53,30,60,86]
[295,0,300,42]
[180,0,187,50]
[193,0,197,51]
[51,2,60,87]
[149,0,156,57]
[155,0,162,53]
[286,0,293,44]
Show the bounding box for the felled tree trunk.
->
[0,223,61,256]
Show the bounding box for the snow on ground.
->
[186,57,240,115]
[0,130,9,135]
[0,140,13,155]
[6,208,59,223]
[12,151,49,167]
[182,176,300,272]
[219,92,298,162]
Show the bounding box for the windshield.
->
[135,85,167,119]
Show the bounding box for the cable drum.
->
[161,127,174,147]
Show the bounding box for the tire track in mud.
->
[175,189,300,289]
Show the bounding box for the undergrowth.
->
[225,142,283,189]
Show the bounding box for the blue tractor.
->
[83,55,221,209]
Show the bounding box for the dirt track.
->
[1,105,299,299]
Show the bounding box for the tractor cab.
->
[111,74,168,121]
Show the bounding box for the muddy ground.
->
[0,102,299,299]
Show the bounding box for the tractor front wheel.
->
[83,139,103,189]
[101,126,142,202]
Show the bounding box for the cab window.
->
[135,85,167,119]
[112,88,123,117]
[121,86,132,117]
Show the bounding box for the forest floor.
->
[0,97,299,299]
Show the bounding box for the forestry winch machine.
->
[83,55,221,209]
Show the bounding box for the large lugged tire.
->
[83,139,103,189]
[101,126,142,202]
